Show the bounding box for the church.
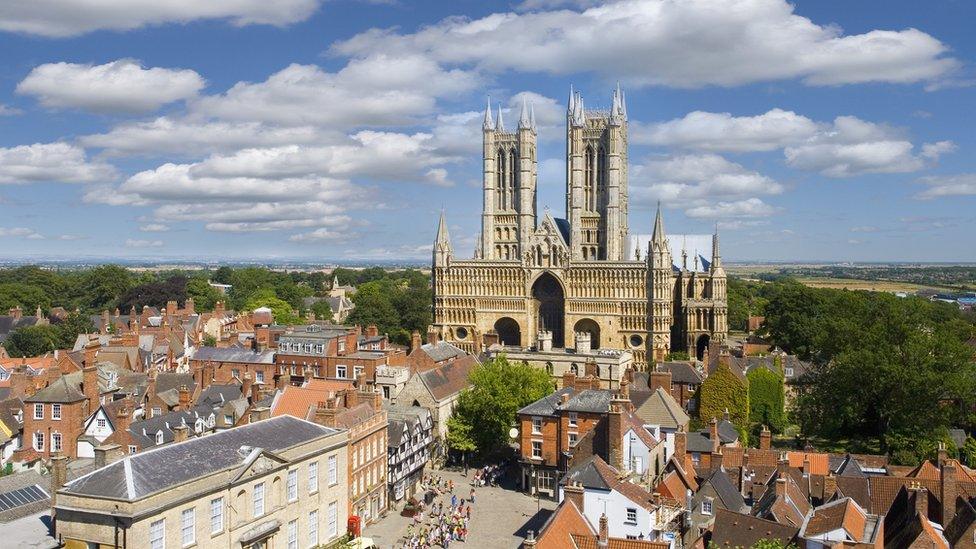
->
[429,86,727,368]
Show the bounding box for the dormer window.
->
[155,431,164,444]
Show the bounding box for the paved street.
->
[365,466,558,548]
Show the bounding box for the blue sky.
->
[0,0,974,262]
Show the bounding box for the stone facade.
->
[430,87,727,368]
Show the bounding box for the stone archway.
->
[573,319,601,350]
[494,317,522,346]
[532,272,565,347]
[696,334,710,361]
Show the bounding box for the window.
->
[354,366,363,379]
[338,340,346,353]
[287,469,298,502]
[152,407,161,417]
[128,445,138,454]
[256,371,265,383]
[52,432,62,452]
[304,343,313,353]
[224,414,234,425]
[336,365,347,379]
[785,367,794,377]
[327,455,337,485]
[33,403,43,420]
[626,507,637,524]
[382,386,390,399]
[701,499,713,515]
[181,508,195,547]
[308,510,319,547]
[231,368,240,379]
[531,416,542,434]
[531,440,542,458]
[155,431,164,445]
[52,404,61,420]
[308,461,319,494]
[33,432,44,451]
[280,343,289,352]
[97,418,107,429]
[568,412,578,428]
[568,433,578,447]
[149,518,165,549]
[253,482,265,517]
[327,501,338,538]
[315,344,324,354]
[210,497,224,534]
[288,519,298,549]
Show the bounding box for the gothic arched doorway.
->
[532,272,565,347]
[573,319,601,350]
[696,334,710,361]
[494,317,521,347]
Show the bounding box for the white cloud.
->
[289,228,354,242]
[631,153,783,206]
[57,234,86,240]
[191,56,477,127]
[124,239,164,248]
[332,0,959,88]
[783,116,947,177]
[17,59,204,113]
[0,0,322,37]
[639,109,819,151]
[685,198,779,219]
[0,104,22,116]
[0,142,116,184]
[915,174,976,199]
[0,227,43,239]
[139,224,170,232]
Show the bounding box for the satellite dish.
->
[508,427,519,440]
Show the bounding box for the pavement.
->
[5,511,58,549]
[365,466,558,548]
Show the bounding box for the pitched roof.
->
[702,468,746,512]
[802,497,868,540]
[62,416,341,501]
[418,341,467,363]
[417,355,478,401]
[658,361,703,384]
[271,385,328,420]
[631,387,689,430]
[570,535,669,549]
[753,473,811,528]
[24,374,86,403]
[557,389,613,414]
[519,387,575,417]
[191,346,275,364]
[787,451,830,476]
[561,455,657,512]
[709,508,798,549]
[533,499,594,549]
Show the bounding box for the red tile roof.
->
[534,500,594,549]
[787,451,830,476]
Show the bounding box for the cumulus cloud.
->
[631,153,783,206]
[0,0,322,37]
[289,228,354,243]
[639,109,820,151]
[139,224,170,232]
[0,227,43,239]
[332,0,959,88]
[17,59,205,113]
[915,174,976,199]
[0,104,22,116]
[124,239,164,248]
[685,198,780,219]
[0,142,116,184]
[191,55,477,127]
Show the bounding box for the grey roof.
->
[659,361,704,384]
[197,384,244,409]
[556,389,612,414]
[386,405,431,448]
[560,456,611,491]
[518,387,574,417]
[63,416,341,501]
[420,341,466,363]
[717,419,739,444]
[0,315,42,342]
[686,431,715,453]
[833,454,867,478]
[631,387,689,430]
[155,372,195,395]
[192,346,275,364]
[702,468,746,511]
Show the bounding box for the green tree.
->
[451,356,554,457]
[348,281,400,333]
[698,361,749,437]
[747,366,786,433]
[202,334,217,347]
[310,300,334,321]
[81,265,134,310]
[962,437,976,467]
[446,414,477,468]
[0,283,51,313]
[3,325,62,357]
[186,276,221,311]
[243,289,300,325]
[51,312,96,349]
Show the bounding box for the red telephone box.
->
[348,515,362,538]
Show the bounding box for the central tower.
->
[566,84,629,261]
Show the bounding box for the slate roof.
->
[709,509,798,549]
[24,375,86,404]
[753,472,811,528]
[803,497,869,540]
[154,372,195,395]
[561,455,657,512]
[832,454,867,478]
[557,389,613,414]
[386,405,431,448]
[518,387,574,417]
[686,431,715,453]
[419,341,467,363]
[631,387,689,430]
[659,361,703,384]
[63,416,341,501]
[416,355,478,401]
[702,468,747,512]
[561,455,612,491]
[0,315,42,343]
[191,347,275,364]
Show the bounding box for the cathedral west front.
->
[429,86,727,369]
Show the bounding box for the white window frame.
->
[288,518,298,549]
[626,507,637,524]
[52,403,61,420]
[210,497,224,534]
[256,370,265,383]
[33,403,43,420]
[181,507,195,547]
[568,412,578,428]
[149,518,165,549]
[52,432,62,452]
[308,510,319,547]
[308,461,319,494]
[336,365,347,379]
[253,482,266,517]
[327,501,338,538]
[785,367,794,377]
[568,433,578,447]
[287,469,298,502]
[531,440,542,458]
[128,445,137,454]
[701,499,713,515]
[97,418,107,429]
[327,454,338,485]
[531,416,542,434]
[33,431,44,451]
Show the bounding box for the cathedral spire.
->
[572,92,585,127]
[620,89,627,120]
[651,201,666,244]
[610,82,624,125]
[518,97,531,130]
[530,103,536,130]
[568,84,575,115]
[711,223,722,271]
[483,96,494,130]
[435,210,452,249]
[496,104,506,132]
[681,235,688,271]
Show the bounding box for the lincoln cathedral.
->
[429,86,727,368]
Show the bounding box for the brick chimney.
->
[215,301,225,316]
[251,406,271,422]
[674,427,687,463]
[114,398,134,434]
[242,372,253,403]
[315,399,339,428]
[913,483,929,519]
[649,369,672,394]
[713,448,724,470]
[759,425,771,450]
[366,325,379,338]
[83,343,100,413]
[562,371,577,390]
[607,402,624,471]
[166,300,178,317]
[50,453,68,510]
[937,441,948,467]
[942,460,958,524]
[178,384,191,410]
[777,453,789,478]
[774,477,787,499]
[344,387,359,408]
[9,366,28,398]
[802,456,811,476]
[94,443,124,468]
[620,377,631,403]
[597,513,609,548]
[9,305,22,320]
[709,417,720,453]
[563,481,585,512]
[203,361,215,386]
[522,530,537,549]
[410,330,422,353]
[185,298,195,315]
[173,423,189,443]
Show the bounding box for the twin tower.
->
[478,84,628,262]
[431,85,727,368]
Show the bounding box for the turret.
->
[433,210,453,268]
[646,203,674,362]
[483,97,495,131]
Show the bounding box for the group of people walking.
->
[399,475,474,548]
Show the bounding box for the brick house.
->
[189,347,277,386]
[392,354,479,447]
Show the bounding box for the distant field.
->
[793,277,938,293]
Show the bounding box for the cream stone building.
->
[430,86,727,368]
[54,416,349,549]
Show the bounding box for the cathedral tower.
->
[646,203,674,362]
[481,98,538,260]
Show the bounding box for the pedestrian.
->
[470,488,476,503]
[451,493,457,508]
[466,505,471,520]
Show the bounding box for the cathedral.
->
[429,86,727,368]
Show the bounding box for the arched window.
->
[496,149,506,209]
[597,146,607,209]
[584,145,594,211]
[509,148,519,212]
